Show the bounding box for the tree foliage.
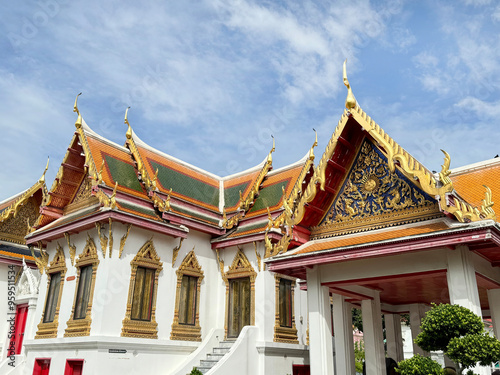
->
[414,304,483,352]
[447,333,500,369]
[190,367,203,375]
[396,354,443,375]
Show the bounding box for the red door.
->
[33,358,51,375]
[65,360,84,375]
[7,304,28,356]
[293,365,311,375]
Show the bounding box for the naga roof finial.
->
[309,128,318,160]
[343,59,357,110]
[125,107,132,140]
[38,157,50,183]
[74,92,83,128]
[267,135,276,164]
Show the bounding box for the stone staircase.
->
[190,340,234,374]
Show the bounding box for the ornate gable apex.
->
[177,249,204,278]
[0,161,48,244]
[311,138,441,239]
[224,247,256,280]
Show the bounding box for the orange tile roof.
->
[451,161,500,208]
[294,221,450,255]
[0,250,35,261]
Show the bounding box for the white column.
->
[447,246,489,375]
[447,246,482,316]
[307,266,334,375]
[409,304,429,357]
[487,288,500,339]
[385,313,404,362]
[361,292,386,375]
[332,294,355,375]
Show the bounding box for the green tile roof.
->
[248,180,289,213]
[150,160,219,207]
[105,155,144,192]
[224,181,250,208]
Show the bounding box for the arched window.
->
[65,236,100,337]
[35,244,66,339]
[171,249,204,341]
[121,238,162,338]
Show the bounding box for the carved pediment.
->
[312,140,441,239]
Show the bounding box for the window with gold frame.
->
[222,248,257,340]
[273,274,298,344]
[64,236,99,337]
[35,244,67,339]
[121,238,162,339]
[171,249,204,341]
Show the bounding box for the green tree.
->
[396,354,442,375]
[354,340,365,373]
[413,304,500,374]
[190,367,203,375]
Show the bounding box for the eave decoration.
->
[222,137,276,230]
[0,158,49,223]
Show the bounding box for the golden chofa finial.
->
[74,92,82,128]
[343,59,357,110]
[38,157,50,183]
[309,129,318,160]
[267,135,276,164]
[124,107,132,140]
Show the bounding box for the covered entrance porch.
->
[268,219,500,375]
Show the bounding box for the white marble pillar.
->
[361,292,386,375]
[385,313,404,362]
[307,266,334,375]
[447,246,482,316]
[487,288,500,339]
[332,294,355,375]
[447,246,489,375]
[409,303,429,357]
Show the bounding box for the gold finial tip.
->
[73,92,82,114]
[343,59,357,110]
[39,157,50,183]
[125,107,132,139]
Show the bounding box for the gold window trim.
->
[64,236,100,337]
[273,274,298,344]
[35,244,67,339]
[223,248,257,340]
[121,238,163,339]
[171,249,204,341]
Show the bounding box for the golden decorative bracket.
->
[95,222,108,258]
[119,224,132,258]
[30,241,49,274]
[64,232,76,266]
[216,249,224,278]
[171,237,185,267]
[253,242,262,271]
[108,218,114,258]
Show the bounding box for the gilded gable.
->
[311,140,441,239]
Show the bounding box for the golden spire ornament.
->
[125,107,132,139]
[73,92,82,128]
[343,59,357,110]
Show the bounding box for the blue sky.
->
[1,0,500,201]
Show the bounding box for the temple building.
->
[1,64,500,375]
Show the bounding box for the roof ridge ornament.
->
[343,59,357,110]
[73,92,83,129]
[125,106,132,139]
[38,157,49,184]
